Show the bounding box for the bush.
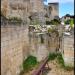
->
[47,28,59,37]
[50,19,61,25]
[8,17,22,22]
[57,53,65,67]
[30,20,40,25]
[57,53,74,71]
[46,21,51,25]
[48,53,73,71]
[23,55,38,72]
[64,19,70,24]
[48,53,58,61]
[70,19,74,28]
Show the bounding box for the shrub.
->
[57,53,74,71]
[47,28,59,36]
[64,19,70,24]
[23,55,38,72]
[8,17,22,22]
[48,53,73,71]
[70,19,74,28]
[48,53,58,61]
[46,21,51,25]
[48,28,52,33]
[50,19,61,25]
[57,53,65,67]
[30,20,40,25]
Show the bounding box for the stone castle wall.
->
[62,35,74,66]
[1,24,29,75]
[1,0,45,24]
[1,23,60,75]
[28,26,60,61]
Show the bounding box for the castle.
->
[1,0,45,24]
[1,0,59,24]
[45,2,59,21]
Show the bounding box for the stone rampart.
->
[1,24,29,75]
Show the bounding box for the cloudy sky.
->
[44,0,74,17]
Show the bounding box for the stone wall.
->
[1,0,45,24]
[1,24,60,75]
[1,24,29,75]
[62,35,74,66]
[28,26,60,61]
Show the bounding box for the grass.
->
[57,53,74,71]
[48,53,58,61]
[48,53,74,71]
[57,53,65,68]
[19,55,38,75]
[23,56,38,72]
[22,55,38,73]
[19,53,73,75]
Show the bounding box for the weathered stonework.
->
[62,34,74,66]
[44,2,59,21]
[1,24,29,75]
[1,0,45,24]
[28,25,60,61]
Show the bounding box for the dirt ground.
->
[47,59,74,75]
[23,59,74,75]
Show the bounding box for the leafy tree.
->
[50,19,61,25]
[46,21,51,25]
[64,19,70,24]
[64,18,74,28]
[70,19,74,28]
[65,14,70,17]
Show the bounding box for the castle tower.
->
[30,0,45,25]
[48,2,59,21]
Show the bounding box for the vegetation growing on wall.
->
[57,53,74,71]
[46,21,51,25]
[47,28,59,37]
[8,17,22,22]
[48,53,58,61]
[22,55,38,73]
[50,19,61,25]
[48,53,74,71]
[46,19,61,25]
[30,20,40,25]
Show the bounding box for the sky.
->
[44,0,74,18]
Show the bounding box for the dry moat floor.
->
[47,59,74,75]
[23,58,74,75]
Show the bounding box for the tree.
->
[70,19,74,28]
[50,19,61,25]
[65,14,70,17]
[46,21,51,25]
